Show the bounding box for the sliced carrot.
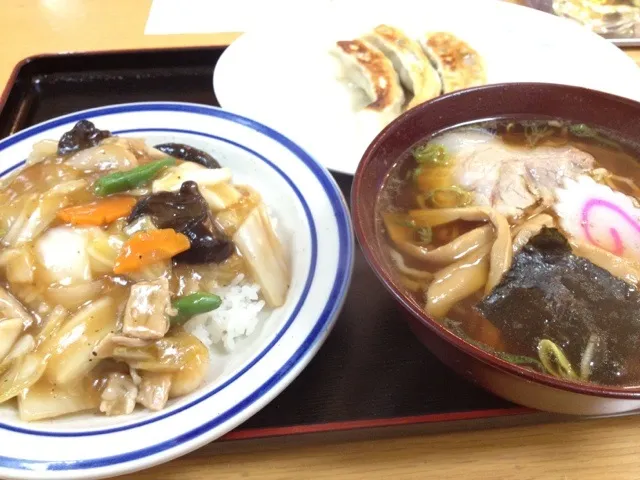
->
[57,196,137,226]
[113,228,190,274]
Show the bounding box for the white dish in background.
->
[213,0,640,175]
[0,102,354,479]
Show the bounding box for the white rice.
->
[184,274,266,351]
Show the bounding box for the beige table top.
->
[2,1,640,479]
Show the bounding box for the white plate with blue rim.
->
[213,0,640,175]
[0,102,354,479]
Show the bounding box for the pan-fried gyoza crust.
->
[334,39,405,113]
[421,32,486,94]
[365,24,442,109]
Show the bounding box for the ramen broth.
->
[378,119,640,386]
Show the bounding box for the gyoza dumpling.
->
[332,39,405,115]
[420,32,486,94]
[364,24,442,109]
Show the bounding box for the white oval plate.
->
[213,0,640,175]
[0,102,354,479]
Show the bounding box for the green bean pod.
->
[171,292,222,324]
[94,158,176,196]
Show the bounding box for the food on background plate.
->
[378,118,640,386]
[333,39,406,116]
[363,25,442,110]
[0,120,290,421]
[551,0,640,37]
[332,24,486,124]
[419,32,486,94]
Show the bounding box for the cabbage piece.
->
[151,163,239,211]
[152,163,232,192]
[85,227,126,275]
[0,286,34,326]
[0,307,69,403]
[27,139,58,165]
[232,204,289,307]
[0,354,48,405]
[45,280,105,310]
[18,378,100,421]
[112,329,208,375]
[65,143,137,173]
[5,246,36,284]
[201,182,243,211]
[2,194,38,247]
[35,305,68,348]
[214,186,262,236]
[46,297,117,385]
[4,335,35,364]
[0,319,24,363]
[15,179,87,245]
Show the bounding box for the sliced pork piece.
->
[438,130,595,219]
[493,161,538,219]
[99,372,138,416]
[136,372,172,411]
[122,277,172,340]
[522,145,595,203]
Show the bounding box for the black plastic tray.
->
[0,46,559,445]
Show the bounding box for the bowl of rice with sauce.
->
[0,102,354,480]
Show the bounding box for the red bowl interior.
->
[351,82,640,400]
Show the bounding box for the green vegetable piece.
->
[568,123,595,138]
[537,338,579,380]
[394,217,416,229]
[524,123,553,147]
[568,123,620,150]
[412,143,450,166]
[427,186,470,208]
[171,292,222,324]
[94,158,176,196]
[417,226,432,245]
[443,319,545,373]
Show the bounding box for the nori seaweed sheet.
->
[476,227,640,385]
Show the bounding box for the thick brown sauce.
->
[0,146,251,416]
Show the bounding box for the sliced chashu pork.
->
[121,277,172,340]
[436,130,595,219]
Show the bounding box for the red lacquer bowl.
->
[351,82,640,415]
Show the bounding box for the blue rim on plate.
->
[0,126,319,438]
[0,103,354,472]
